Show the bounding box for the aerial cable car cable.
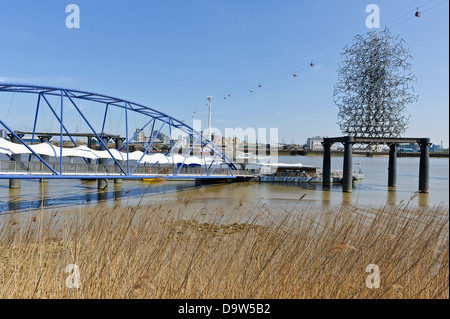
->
[205,0,436,102]
[222,1,426,96]
[218,0,443,100]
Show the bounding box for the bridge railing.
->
[0,160,258,177]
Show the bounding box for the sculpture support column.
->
[388,143,397,188]
[342,136,354,193]
[418,138,431,193]
[322,139,332,189]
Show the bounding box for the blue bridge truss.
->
[0,83,239,180]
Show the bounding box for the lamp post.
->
[207,96,213,142]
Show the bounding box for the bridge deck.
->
[0,160,257,180]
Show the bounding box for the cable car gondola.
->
[293,73,298,78]
[250,89,254,93]
[415,7,421,17]
[310,60,315,67]
[258,83,262,88]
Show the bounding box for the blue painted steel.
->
[0,83,235,180]
[176,134,200,176]
[168,119,175,175]
[40,94,89,164]
[0,120,59,175]
[0,83,229,158]
[63,91,128,175]
[130,118,168,175]
[125,101,129,174]
[100,103,109,142]
[1,175,237,180]
[103,117,155,166]
[29,93,41,162]
[60,90,63,174]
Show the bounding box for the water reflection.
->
[97,189,108,203]
[418,193,429,207]
[0,155,448,214]
[387,188,397,205]
[39,180,49,208]
[342,192,352,205]
[8,187,21,212]
[0,179,212,214]
[321,189,331,207]
[113,183,123,203]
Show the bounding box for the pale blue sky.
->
[0,0,449,146]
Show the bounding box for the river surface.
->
[0,156,448,214]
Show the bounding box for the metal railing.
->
[0,160,258,178]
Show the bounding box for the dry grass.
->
[0,199,448,299]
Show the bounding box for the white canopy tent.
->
[0,138,223,166]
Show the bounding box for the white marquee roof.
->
[0,137,219,165]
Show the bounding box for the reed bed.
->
[0,198,448,299]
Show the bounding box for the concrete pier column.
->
[97,136,110,189]
[388,143,397,188]
[322,139,332,189]
[97,178,108,190]
[8,133,24,189]
[113,137,126,184]
[38,135,52,183]
[342,136,354,193]
[418,138,431,193]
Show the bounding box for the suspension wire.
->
[48,94,60,132]
[116,108,124,136]
[4,92,15,123]
[215,0,443,101]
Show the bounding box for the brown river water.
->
[0,156,448,214]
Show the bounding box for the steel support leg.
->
[322,139,332,189]
[342,136,354,193]
[388,143,397,188]
[418,138,431,193]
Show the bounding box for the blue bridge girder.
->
[0,83,237,180]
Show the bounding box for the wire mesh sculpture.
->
[334,28,418,138]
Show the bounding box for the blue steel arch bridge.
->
[0,84,251,185]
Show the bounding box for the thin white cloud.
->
[0,76,75,86]
[0,76,19,83]
[0,27,32,40]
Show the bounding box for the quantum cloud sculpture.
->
[334,28,418,138]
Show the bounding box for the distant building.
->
[430,144,444,152]
[399,143,418,152]
[0,129,6,139]
[221,137,241,146]
[306,137,324,151]
[135,128,146,142]
[151,130,170,144]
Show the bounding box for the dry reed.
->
[0,199,448,299]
